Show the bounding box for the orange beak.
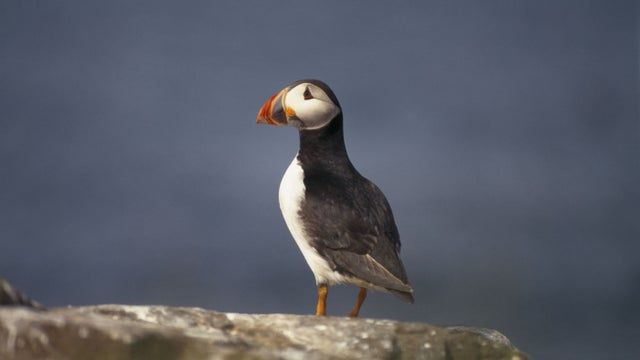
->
[256,88,289,126]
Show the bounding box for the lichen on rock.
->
[0,304,528,359]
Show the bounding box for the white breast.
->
[278,155,345,285]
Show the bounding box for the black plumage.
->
[297,113,414,303]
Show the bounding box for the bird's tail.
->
[389,288,414,304]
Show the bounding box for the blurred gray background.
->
[1,1,638,358]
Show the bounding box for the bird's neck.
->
[297,115,352,169]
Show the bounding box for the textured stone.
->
[0,278,44,310]
[0,304,528,360]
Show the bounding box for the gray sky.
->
[1,1,639,358]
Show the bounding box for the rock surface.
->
[0,279,44,310]
[0,304,528,359]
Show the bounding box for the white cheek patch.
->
[286,84,340,130]
[292,98,340,129]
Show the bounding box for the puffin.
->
[256,79,413,317]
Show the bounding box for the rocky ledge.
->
[0,304,528,360]
[0,278,527,359]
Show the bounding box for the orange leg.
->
[315,284,328,316]
[348,287,367,318]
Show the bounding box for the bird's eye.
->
[303,87,313,100]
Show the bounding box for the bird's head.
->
[257,79,341,130]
